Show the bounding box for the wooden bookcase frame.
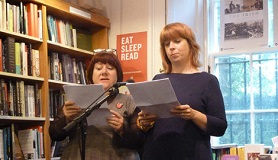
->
[0,0,110,159]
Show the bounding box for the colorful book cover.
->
[222,154,239,160]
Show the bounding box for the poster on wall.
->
[117,31,147,82]
[219,0,268,51]
[273,0,278,46]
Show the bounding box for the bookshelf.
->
[0,0,109,159]
[211,144,238,160]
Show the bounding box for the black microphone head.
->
[113,82,126,88]
[126,79,135,83]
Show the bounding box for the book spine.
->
[11,124,24,159]
[25,3,37,37]
[3,127,8,160]
[72,58,79,84]
[15,42,21,74]
[51,52,59,81]
[16,81,22,116]
[12,81,18,116]
[0,79,8,116]
[18,128,35,159]
[24,85,28,117]
[19,2,25,34]
[0,39,3,72]
[67,56,73,83]
[47,15,54,42]
[0,79,3,115]
[27,44,32,76]
[19,81,25,117]
[0,0,6,30]
[8,81,14,116]
[38,9,42,39]
[20,42,28,76]
[5,126,11,160]
[33,49,40,77]
[3,37,15,73]
[61,54,69,82]
[0,129,4,159]
[29,85,35,117]
[33,3,38,38]
[49,90,53,118]
[78,61,86,85]
[34,83,41,117]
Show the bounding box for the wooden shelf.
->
[0,72,44,83]
[0,116,45,122]
[0,0,110,159]
[18,0,110,29]
[47,41,94,58]
[0,29,43,47]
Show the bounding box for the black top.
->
[141,72,227,160]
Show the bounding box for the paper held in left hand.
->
[63,84,111,126]
[126,78,180,118]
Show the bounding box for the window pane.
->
[209,0,278,147]
[214,53,278,146]
[215,54,251,110]
[252,52,278,109]
[255,113,278,146]
[219,114,251,146]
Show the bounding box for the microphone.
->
[126,78,135,83]
[113,82,126,88]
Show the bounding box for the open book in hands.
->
[126,78,180,118]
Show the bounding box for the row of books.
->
[47,14,93,51]
[212,144,278,160]
[0,37,40,76]
[47,15,76,48]
[0,124,44,160]
[49,90,65,119]
[0,79,41,117]
[51,137,69,158]
[0,1,42,38]
[48,51,87,84]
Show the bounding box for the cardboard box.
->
[78,0,93,9]
[92,0,103,10]
[78,0,103,11]
[64,0,78,5]
[259,154,278,160]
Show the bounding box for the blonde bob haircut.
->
[160,22,202,73]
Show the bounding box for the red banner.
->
[117,31,147,82]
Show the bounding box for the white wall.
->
[166,0,206,70]
[102,0,166,80]
[102,0,206,80]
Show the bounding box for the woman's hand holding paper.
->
[107,110,124,135]
[137,111,157,132]
[63,100,82,123]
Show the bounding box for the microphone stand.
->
[63,85,120,160]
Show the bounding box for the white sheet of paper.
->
[63,84,111,126]
[126,78,180,118]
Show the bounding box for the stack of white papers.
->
[63,78,181,126]
[63,84,110,126]
[127,78,180,118]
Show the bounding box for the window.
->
[208,0,278,146]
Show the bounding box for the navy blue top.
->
[141,72,227,160]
